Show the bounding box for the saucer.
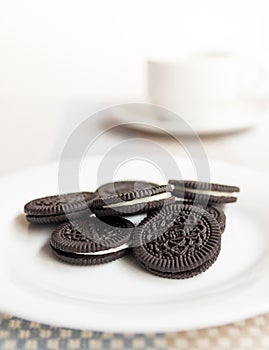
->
[111,103,258,136]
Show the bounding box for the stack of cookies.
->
[24,180,239,279]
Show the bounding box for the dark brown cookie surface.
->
[50,216,134,265]
[205,206,226,234]
[133,204,221,279]
[169,180,240,205]
[96,181,158,197]
[140,246,221,279]
[150,203,226,234]
[91,184,175,217]
[50,246,128,265]
[24,192,94,224]
[169,180,240,193]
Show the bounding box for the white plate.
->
[0,157,268,333]
[111,104,258,136]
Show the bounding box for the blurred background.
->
[1,0,269,175]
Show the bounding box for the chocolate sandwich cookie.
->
[133,204,221,279]
[96,181,157,197]
[24,192,94,224]
[169,180,240,205]
[91,184,175,217]
[50,216,134,265]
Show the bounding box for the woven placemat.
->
[1,313,269,350]
[167,314,269,350]
[0,314,165,350]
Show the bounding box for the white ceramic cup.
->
[148,52,265,124]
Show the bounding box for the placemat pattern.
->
[0,314,165,350]
[167,314,269,350]
[1,313,269,350]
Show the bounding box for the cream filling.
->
[74,243,129,256]
[103,192,172,209]
[178,188,235,198]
